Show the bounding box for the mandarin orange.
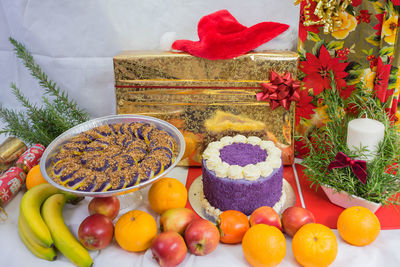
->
[242,224,286,267]
[292,223,338,267]
[337,206,380,246]
[148,178,187,214]
[26,165,48,190]
[115,210,157,252]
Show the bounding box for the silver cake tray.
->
[188,175,296,223]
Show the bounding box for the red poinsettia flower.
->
[295,138,310,158]
[393,0,400,6]
[300,45,349,96]
[345,103,359,116]
[389,98,398,120]
[352,0,362,7]
[295,89,316,125]
[373,57,393,103]
[374,13,384,36]
[339,84,356,100]
[299,0,321,42]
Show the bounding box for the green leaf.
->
[366,34,381,46]
[346,4,355,15]
[379,46,394,56]
[312,40,325,56]
[326,41,344,51]
[369,48,374,55]
[345,71,363,85]
[362,49,369,55]
[297,70,306,80]
[387,81,396,90]
[298,47,307,61]
[346,61,363,71]
[387,1,394,17]
[307,31,322,43]
[372,1,385,14]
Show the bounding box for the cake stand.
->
[40,114,185,210]
[188,175,296,223]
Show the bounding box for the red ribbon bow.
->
[328,152,368,184]
[256,71,301,110]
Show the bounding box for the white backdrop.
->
[0,0,299,143]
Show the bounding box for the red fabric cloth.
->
[172,10,289,60]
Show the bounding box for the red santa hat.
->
[172,9,289,60]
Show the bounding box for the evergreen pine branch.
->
[10,83,54,135]
[0,105,41,145]
[42,96,75,131]
[9,37,89,124]
[0,38,90,146]
[300,72,400,205]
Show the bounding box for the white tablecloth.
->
[1,166,400,267]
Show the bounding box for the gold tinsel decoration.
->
[295,0,352,34]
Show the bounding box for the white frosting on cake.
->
[200,188,222,217]
[203,135,282,181]
[207,141,224,150]
[220,136,234,145]
[232,134,247,143]
[260,140,275,150]
[202,147,220,160]
[206,155,222,170]
[214,162,230,177]
[227,165,244,179]
[247,136,262,145]
[256,162,274,177]
[243,164,261,181]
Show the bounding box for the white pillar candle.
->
[346,118,385,161]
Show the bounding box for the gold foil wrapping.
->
[0,137,27,164]
[114,51,298,166]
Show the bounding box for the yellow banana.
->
[19,183,59,247]
[41,193,93,267]
[18,216,57,261]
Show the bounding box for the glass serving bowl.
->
[40,114,185,198]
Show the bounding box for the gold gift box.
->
[114,51,298,166]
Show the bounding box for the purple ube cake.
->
[201,135,283,216]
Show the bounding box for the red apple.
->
[249,206,282,231]
[160,208,196,235]
[88,196,120,220]
[151,231,187,267]
[184,219,219,256]
[78,214,114,250]
[281,206,315,237]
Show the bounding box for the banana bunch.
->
[18,184,93,267]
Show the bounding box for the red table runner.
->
[185,165,400,230]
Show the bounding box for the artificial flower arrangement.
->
[299,72,400,208]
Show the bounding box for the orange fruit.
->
[292,223,338,267]
[148,178,187,214]
[218,210,249,244]
[182,131,200,160]
[337,206,380,246]
[115,210,157,252]
[26,165,48,190]
[242,224,286,267]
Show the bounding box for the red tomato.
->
[217,210,249,244]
